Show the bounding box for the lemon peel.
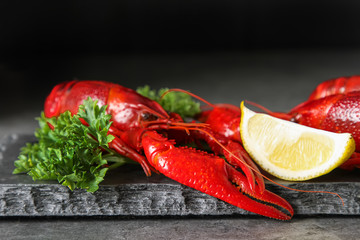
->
[240,101,355,181]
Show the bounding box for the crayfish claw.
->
[226,164,294,220]
[142,131,293,220]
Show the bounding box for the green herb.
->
[136,85,201,119]
[14,85,202,192]
[13,97,131,192]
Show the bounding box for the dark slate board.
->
[1,134,360,217]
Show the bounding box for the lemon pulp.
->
[240,102,355,181]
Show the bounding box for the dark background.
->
[2,1,360,54]
[1,1,360,118]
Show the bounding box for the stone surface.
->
[1,217,360,240]
[1,134,360,217]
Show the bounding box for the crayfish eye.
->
[142,112,158,121]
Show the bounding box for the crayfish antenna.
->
[245,100,293,121]
[161,88,216,108]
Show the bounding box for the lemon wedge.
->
[240,102,355,181]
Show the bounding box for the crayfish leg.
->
[142,131,293,220]
[193,130,265,194]
[224,141,265,193]
[108,135,155,176]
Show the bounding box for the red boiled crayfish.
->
[267,75,360,170]
[44,80,294,220]
[307,75,360,101]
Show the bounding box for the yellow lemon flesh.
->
[240,102,355,181]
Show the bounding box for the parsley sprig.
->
[14,86,201,192]
[13,98,131,192]
[136,85,201,119]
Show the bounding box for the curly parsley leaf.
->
[13,97,131,192]
[14,85,201,192]
[136,85,201,119]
